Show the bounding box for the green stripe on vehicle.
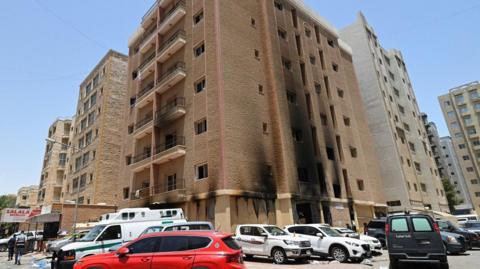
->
[76,242,121,252]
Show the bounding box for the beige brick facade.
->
[63,50,128,206]
[340,13,449,213]
[439,81,480,215]
[119,0,386,232]
[16,185,39,208]
[37,119,71,206]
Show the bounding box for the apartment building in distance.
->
[340,13,449,213]
[37,118,72,206]
[120,0,386,232]
[63,50,128,206]
[439,81,480,215]
[16,185,39,208]
[423,113,474,213]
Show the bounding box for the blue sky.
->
[0,0,479,195]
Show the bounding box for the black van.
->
[386,213,448,269]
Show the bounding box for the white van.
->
[56,208,186,269]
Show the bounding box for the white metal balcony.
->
[158,1,186,35]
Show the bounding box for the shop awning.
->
[28,213,60,223]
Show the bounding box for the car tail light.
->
[385,224,390,236]
[226,253,243,264]
[433,223,440,234]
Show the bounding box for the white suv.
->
[235,224,312,264]
[285,224,371,263]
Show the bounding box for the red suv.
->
[73,231,245,269]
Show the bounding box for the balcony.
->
[155,97,186,127]
[139,25,158,54]
[158,1,186,35]
[142,1,158,27]
[474,144,480,151]
[157,30,186,63]
[134,115,154,139]
[152,136,186,164]
[151,177,186,203]
[131,149,152,172]
[136,81,155,108]
[137,51,156,77]
[131,187,151,200]
[156,62,186,95]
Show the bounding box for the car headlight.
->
[446,236,458,244]
[345,241,360,247]
[372,239,379,244]
[283,240,300,246]
[62,250,76,261]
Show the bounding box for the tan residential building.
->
[439,81,480,215]
[119,0,386,232]
[340,13,449,213]
[16,185,39,208]
[63,50,128,206]
[37,118,72,206]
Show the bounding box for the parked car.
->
[0,230,41,252]
[235,224,312,264]
[73,231,245,269]
[441,231,467,255]
[332,227,382,255]
[437,219,480,249]
[365,219,387,247]
[386,213,448,269]
[46,230,90,253]
[463,221,480,236]
[285,224,371,263]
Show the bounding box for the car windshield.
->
[79,225,106,242]
[141,226,163,236]
[337,228,355,234]
[264,226,288,236]
[320,227,342,237]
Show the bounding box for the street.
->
[0,250,478,268]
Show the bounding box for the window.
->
[305,27,311,37]
[455,94,465,104]
[327,39,335,47]
[128,237,159,254]
[292,128,303,142]
[195,119,207,134]
[88,111,96,126]
[251,18,256,27]
[357,179,365,191]
[444,100,451,106]
[194,43,205,57]
[262,123,268,134]
[459,144,466,149]
[99,225,122,241]
[286,91,297,104]
[195,78,206,93]
[463,155,470,160]
[282,58,292,70]
[274,1,283,10]
[82,152,90,166]
[278,28,287,39]
[254,49,260,59]
[471,179,478,184]
[343,116,350,126]
[309,55,316,65]
[470,90,479,99]
[398,105,405,114]
[80,118,87,131]
[332,63,338,72]
[297,168,309,182]
[337,88,344,98]
[350,147,357,158]
[196,164,208,180]
[167,174,177,191]
[315,83,322,94]
[258,84,264,95]
[467,167,474,172]
[194,10,204,25]
[85,131,93,145]
[414,162,421,172]
[458,105,468,113]
[90,92,97,106]
[391,218,409,232]
[409,142,416,152]
[326,147,335,160]
[420,183,427,192]
[393,88,400,97]
[320,114,327,125]
[412,217,433,232]
[319,50,326,70]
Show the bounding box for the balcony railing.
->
[142,0,158,22]
[160,0,186,24]
[135,115,154,130]
[158,29,186,55]
[155,136,185,155]
[132,149,152,164]
[157,62,186,84]
[137,81,155,100]
[140,25,158,45]
[138,51,156,72]
[131,187,151,200]
[152,177,185,194]
[155,97,185,124]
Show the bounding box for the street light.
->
[45,138,80,235]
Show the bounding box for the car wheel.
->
[330,246,349,263]
[351,257,364,263]
[244,254,254,260]
[271,248,287,264]
[0,245,6,252]
[440,261,449,269]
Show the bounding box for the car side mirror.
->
[260,232,268,238]
[316,233,324,239]
[116,247,129,257]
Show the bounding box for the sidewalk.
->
[0,251,51,269]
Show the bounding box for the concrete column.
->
[215,195,232,233]
[275,197,294,227]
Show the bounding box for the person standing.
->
[7,234,16,261]
[14,231,27,265]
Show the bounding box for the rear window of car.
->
[157,236,212,252]
[368,221,385,229]
[164,224,212,231]
[188,236,211,249]
[412,217,433,232]
[223,236,241,250]
[391,218,409,232]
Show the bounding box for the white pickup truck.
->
[285,224,372,263]
[234,224,312,264]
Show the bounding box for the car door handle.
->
[182,256,193,260]
[141,258,151,262]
